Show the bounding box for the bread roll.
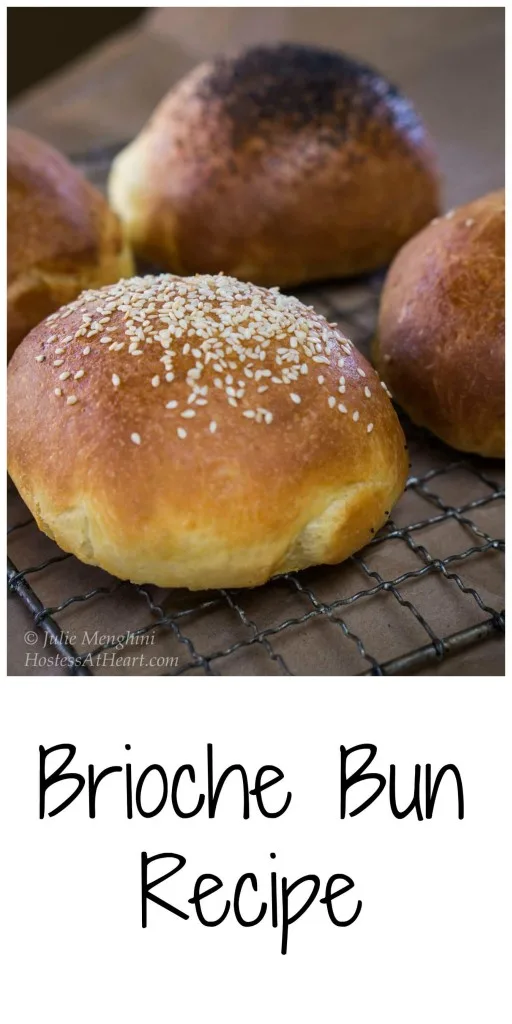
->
[8,273,407,589]
[7,127,134,360]
[108,44,440,287]
[374,190,505,458]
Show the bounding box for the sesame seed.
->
[367,423,374,433]
[131,433,141,445]
[112,374,120,387]
[54,388,62,397]
[166,400,178,409]
[66,395,78,406]
[46,334,57,344]
[353,410,360,422]
[209,421,217,434]
[181,409,196,418]
[59,371,71,381]
[40,272,366,437]
[53,359,64,367]
[465,218,475,227]
[243,410,255,418]
[357,368,366,378]
[35,354,45,362]
[177,427,187,439]
[54,347,65,355]
[338,403,347,413]
[74,370,84,380]
[364,386,371,398]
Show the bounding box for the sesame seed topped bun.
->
[374,190,505,458]
[108,44,440,288]
[8,273,407,589]
[7,127,134,361]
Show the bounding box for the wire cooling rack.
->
[7,145,505,676]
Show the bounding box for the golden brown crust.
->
[374,190,505,458]
[7,127,134,359]
[8,273,407,589]
[108,45,440,287]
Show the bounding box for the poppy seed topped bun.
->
[8,273,407,589]
[7,127,134,360]
[374,190,505,458]
[109,44,440,287]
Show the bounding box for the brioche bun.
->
[8,273,407,589]
[374,190,505,458]
[7,127,134,359]
[109,44,440,287]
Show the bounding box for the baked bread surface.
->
[8,126,134,359]
[8,273,408,589]
[374,189,505,458]
[109,44,440,287]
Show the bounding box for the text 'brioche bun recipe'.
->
[8,273,408,589]
[374,190,505,458]
[109,44,440,287]
[7,127,134,360]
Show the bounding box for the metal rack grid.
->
[7,146,505,676]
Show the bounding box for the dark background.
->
[8,8,144,99]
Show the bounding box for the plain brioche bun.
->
[7,127,134,360]
[8,273,407,589]
[374,190,505,458]
[108,44,440,287]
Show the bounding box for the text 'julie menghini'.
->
[39,743,464,954]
